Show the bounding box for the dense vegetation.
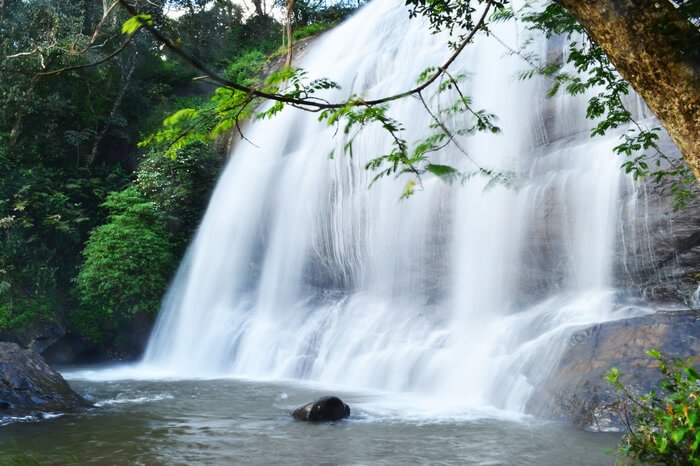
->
[0,0,356,356]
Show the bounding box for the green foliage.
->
[405,0,508,48]
[606,349,699,465]
[0,138,130,334]
[279,0,361,28]
[402,0,697,207]
[73,143,223,345]
[225,51,267,87]
[72,187,176,343]
[142,66,340,158]
[293,22,336,41]
[122,15,153,35]
[0,294,53,332]
[0,0,242,345]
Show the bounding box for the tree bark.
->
[555,0,700,181]
[251,0,264,16]
[89,51,137,165]
[285,0,294,67]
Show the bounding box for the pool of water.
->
[0,371,619,464]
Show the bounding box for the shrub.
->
[224,50,267,88]
[72,188,176,343]
[0,294,53,332]
[606,349,699,465]
[293,22,335,41]
[72,143,223,346]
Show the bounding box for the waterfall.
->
[141,0,649,413]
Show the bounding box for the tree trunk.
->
[89,51,137,165]
[10,55,56,147]
[251,0,264,16]
[285,0,294,67]
[555,0,700,181]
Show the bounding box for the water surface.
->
[0,374,619,464]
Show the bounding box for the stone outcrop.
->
[292,396,351,422]
[0,342,89,418]
[0,319,66,355]
[614,173,700,307]
[527,310,698,431]
[517,167,700,309]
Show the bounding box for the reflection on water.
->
[0,375,618,464]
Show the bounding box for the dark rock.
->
[613,173,700,307]
[527,311,699,431]
[41,331,93,365]
[0,319,67,355]
[0,341,89,418]
[292,396,350,422]
[515,147,700,309]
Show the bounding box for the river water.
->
[0,372,618,464]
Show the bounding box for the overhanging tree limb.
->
[115,0,492,111]
[554,0,700,181]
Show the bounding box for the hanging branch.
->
[70,1,120,55]
[115,0,493,111]
[36,33,137,77]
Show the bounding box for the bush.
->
[225,51,267,88]
[72,188,176,343]
[606,349,699,465]
[0,294,53,332]
[293,22,335,41]
[72,143,223,346]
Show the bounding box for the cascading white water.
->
[140,0,650,413]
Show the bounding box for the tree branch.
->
[115,0,493,111]
[35,33,136,77]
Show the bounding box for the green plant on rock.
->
[606,348,699,465]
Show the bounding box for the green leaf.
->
[122,15,152,35]
[426,164,458,180]
[683,366,699,381]
[670,428,688,444]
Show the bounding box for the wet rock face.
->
[0,342,89,418]
[515,166,700,309]
[292,396,350,422]
[0,319,67,356]
[527,311,699,431]
[613,175,700,307]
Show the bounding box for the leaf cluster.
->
[606,349,700,465]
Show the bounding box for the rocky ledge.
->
[527,310,699,431]
[0,341,89,419]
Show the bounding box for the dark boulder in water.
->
[0,341,89,419]
[292,396,350,421]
